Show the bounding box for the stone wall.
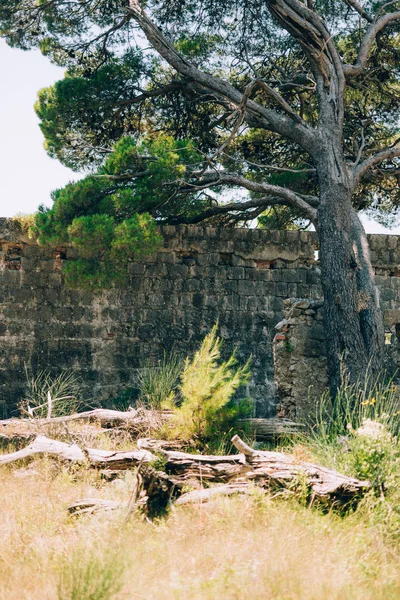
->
[273,298,328,421]
[1,217,400,418]
[273,294,400,421]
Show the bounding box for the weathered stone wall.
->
[273,298,328,421]
[274,294,400,421]
[1,217,400,418]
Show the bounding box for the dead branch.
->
[175,484,252,505]
[0,408,172,443]
[113,435,369,516]
[0,435,155,468]
[1,432,370,518]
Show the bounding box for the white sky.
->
[0,38,400,234]
[0,39,78,218]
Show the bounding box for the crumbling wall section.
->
[273,299,328,420]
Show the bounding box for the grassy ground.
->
[1,452,400,600]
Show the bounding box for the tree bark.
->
[316,149,385,393]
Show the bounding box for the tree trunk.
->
[316,150,385,393]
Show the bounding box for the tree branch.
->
[115,81,186,107]
[342,0,373,23]
[168,195,309,225]
[244,78,304,123]
[186,170,319,220]
[94,170,151,181]
[265,0,346,129]
[343,11,400,77]
[352,145,400,186]
[128,1,317,154]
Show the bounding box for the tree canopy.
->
[2,1,400,286]
[4,0,400,390]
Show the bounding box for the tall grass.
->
[304,373,400,539]
[133,352,183,409]
[58,544,125,600]
[20,368,82,418]
[311,371,400,442]
[1,458,400,600]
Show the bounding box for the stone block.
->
[226,266,245,280]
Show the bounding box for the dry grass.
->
[1,454,400,600]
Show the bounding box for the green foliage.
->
[168,325,251,443]
[345,424,396,490]
[12,212,38,240]
[68,214,115,257]
[3,0,400,234]
[175,33,223,60]
[305,374,400,538]
[20,368,81,418]
[62,257,124,290]
[34,134,210,288]
[310,372,400,442]
[35,50,148,170]
[258,206,310,231]
[112,214,162,259]
[134,352,184,410]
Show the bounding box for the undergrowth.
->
[303,373,400,542]
[19,367,82,418]
[1,461,400,600]
[133,352,183,410]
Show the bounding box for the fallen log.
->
[0,412,301,445]
[237,418,304,440]
[0,407,172,427]
[68,498,124,515]
[0,408,172,444]
[230,435,369,500]
[0,433,370,517]
[175,483,252,505]
[133,435,370,515]
[0,434,155,468]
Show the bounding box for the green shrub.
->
[167,325,251,443]
[134,352,183,409]
[20,368,81,418]
[306,374,400,537]
[345,422,395,489]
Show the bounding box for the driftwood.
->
[0,412,302,448]
[230,435,369,500]
[176,483,252,505]
[0,434,369,504]
[0,407,172,427]
[0,434,155,468]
